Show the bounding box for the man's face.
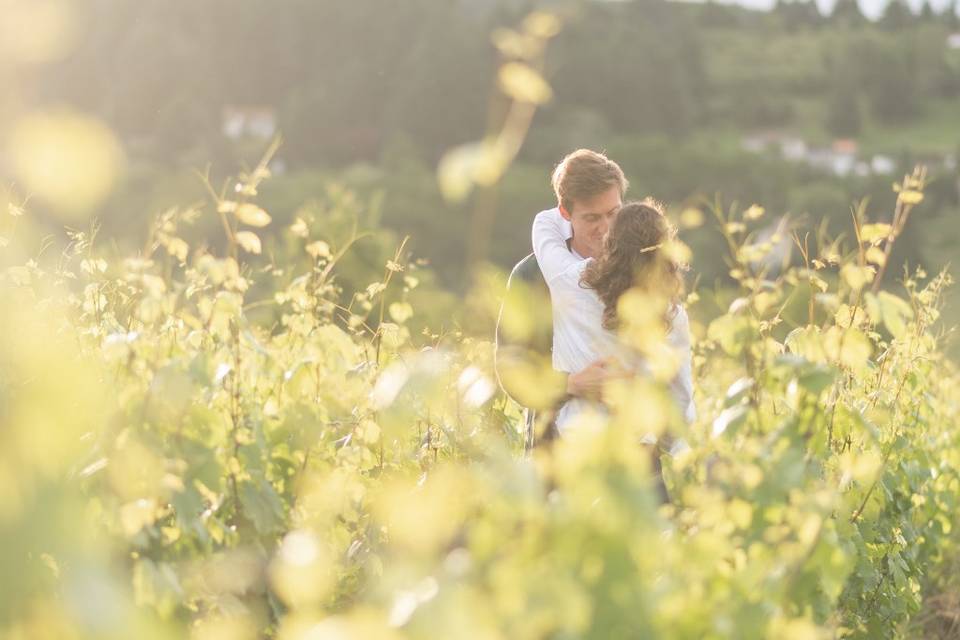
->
[561,186,622,259]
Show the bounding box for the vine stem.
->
[374,235,410,364]
[228,318,243,524]
[850,406,920,523]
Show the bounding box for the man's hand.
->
[566,359,624,400]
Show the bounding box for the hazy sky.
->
[718,0,959,19]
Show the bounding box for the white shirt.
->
[531,207,696,434]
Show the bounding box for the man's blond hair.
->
[551,149,628,213]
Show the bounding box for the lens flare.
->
[10,111,124,219]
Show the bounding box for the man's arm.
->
[566,360,614,400]
[495,254,611,409]
[494,255,565,410]
[531,208,581,283]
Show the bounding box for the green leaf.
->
[239,478,285,535]
[797,365,836,395]
[785,326,827,363]
[171,485,205,535]
[132,559,183,618]
[707,315,753,357]
[823,326,872,370]
[865,291,914,338]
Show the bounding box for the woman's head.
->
[580,199,686,330]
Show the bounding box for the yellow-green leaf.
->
[679,208,703,228]
[898,190,923,205]
[840,263,875,292]
[389,302,413,323]
[236,203,271,227]
[498,62,552,105]
[832,327,872,370]
[236,231,262,254]
[860,223,891,246]
[523,11,561,39]
[290,217,309,238]
[726,222,746,234]
[865,291,914,338]
[165,238,189,262]
[809,274,829,293]
[437,141,510,202]
[306,240,331,259]
[662,239,691,265]
[491,28,536,59]
[864,246,886,266]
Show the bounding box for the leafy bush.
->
[0,162,957,640]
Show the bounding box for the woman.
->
[531,199,695,437]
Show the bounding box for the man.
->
[495,149,628,452]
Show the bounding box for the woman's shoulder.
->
[671,303,689,324]
[667,303,691,342]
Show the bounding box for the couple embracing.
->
[495,149,695,496]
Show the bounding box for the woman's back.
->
[549,259,618,374]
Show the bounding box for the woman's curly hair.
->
[580,199,686,330]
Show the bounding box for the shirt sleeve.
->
[532,209,581,283]
[667,304,697,424]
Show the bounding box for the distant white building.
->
[947,33,960,50]
[831,155,855,177]
[871,154,896,175]
[802,140,858,177]
[741,134,768,153]
[741,132,808,161]
[738,132,953,178]
[780,137,808,162]
[222,106,277,140]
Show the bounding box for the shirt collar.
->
[566,237,586,261]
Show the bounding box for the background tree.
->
[831,0,866,25]
[881,0,914,29]
[774,0,823,30]
[865,44,920,122]
[825,60,862,137]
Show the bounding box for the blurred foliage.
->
[4,0,960,315]
[2,2,960,638]
[1,144,960,638]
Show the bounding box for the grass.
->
[857,98,960,157]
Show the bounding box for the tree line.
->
[29,0,960,166]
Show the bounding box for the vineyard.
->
[1,147,958,640]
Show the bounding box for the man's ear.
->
[558,204,572,221]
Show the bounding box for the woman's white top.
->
[531,208,696,434]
